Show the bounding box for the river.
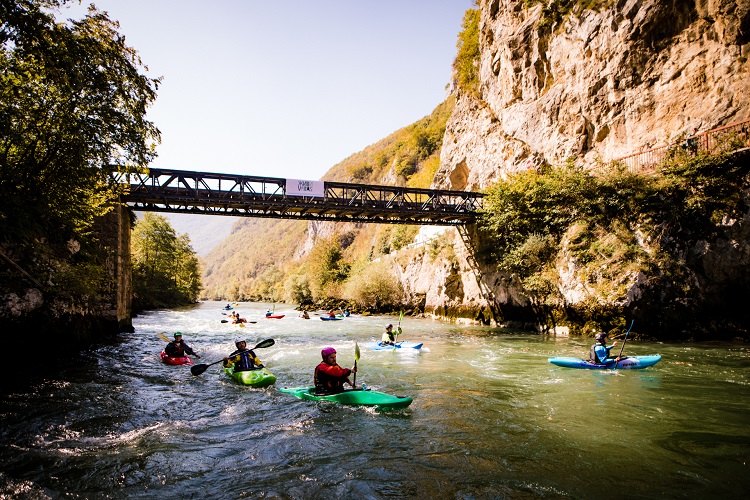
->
[1,301,748,499]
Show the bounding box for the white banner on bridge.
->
[286,179,325,197]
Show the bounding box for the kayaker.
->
[266,309,272,317]
[329,310,336,318]
[299,310,310,319]
[314,347,357,394]
[165,332,200,359]
[589,332,626,364]
[380,324,402,346]
[224,337,264,372]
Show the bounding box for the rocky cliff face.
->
[435,0,750,191]
[400,0,750,335]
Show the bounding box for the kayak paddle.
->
[613,320,634,370]
[395,310,404,344]
[190,338,275,376]
[353,341,360,388]
[158,332,171,343]
[220,319,228,323]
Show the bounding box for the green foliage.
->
[499,233,556,276]
[326,95,454,187]
[131,213,201,310]
[283,272,312,304]
[343,261,404,311]
[478,147,750,310]
[654,140,750,240]
[306,236,351,301]
[0,1,160,244]
[453,8,480,99]
[390,225,420,251]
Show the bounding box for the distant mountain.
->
[135,212,235,257]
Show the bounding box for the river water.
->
[1,301,748,499]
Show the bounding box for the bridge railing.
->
[109,168,484,225]
[611,118,750,173]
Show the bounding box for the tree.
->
[131,213,201,310]
[306,236,350,300]
[453,7,480,98]
[0,0,160,242]
[344,261,403,311]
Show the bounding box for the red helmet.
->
[321,347,336,358]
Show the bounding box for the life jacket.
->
[314,362,350,394]
[165,341,185,357]
[589,342,604,365]
[228,349,260,372]
[590,343,611,364]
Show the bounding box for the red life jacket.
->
[314,362,351,394]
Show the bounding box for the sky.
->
[60,0,474,181]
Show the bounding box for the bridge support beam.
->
[94,202,133,333]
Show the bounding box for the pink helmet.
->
[321,347,336,358]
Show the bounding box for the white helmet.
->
[234,336,246,344]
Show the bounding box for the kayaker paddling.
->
[589,332,627,365]
[165,332,200,359]
[380,324,401,346]
[224,337,264,372]
[314,347,357,395]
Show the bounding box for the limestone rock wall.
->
[435,0,750,191]
[402,0,750,333]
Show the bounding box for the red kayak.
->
[265,314,285,319]
[160,351,193,365]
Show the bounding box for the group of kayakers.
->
[164,319,627,396]
[160,328,374,395]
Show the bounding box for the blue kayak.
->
[367,341,423,351]
[548,355,662,370]
[320,316,344,321]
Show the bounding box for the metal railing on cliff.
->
[612,118,750,173]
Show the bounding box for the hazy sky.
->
[60,0,474,181]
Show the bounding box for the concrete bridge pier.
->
[94,202,133,333]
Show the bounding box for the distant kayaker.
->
[314,347,357,394]
[266,309,272,317]
[224,337,263,372]
[380,324,402,346]
[300,310,310,319]
[590,332,626,364]
[165,332,200,359]
[329,310,336,318]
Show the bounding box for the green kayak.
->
[223,366,277,388]
[278,386,412,410]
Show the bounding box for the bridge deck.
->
[111,168,484,226]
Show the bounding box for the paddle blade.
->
[190,364,209,376]
[254,338,275,349]
[239,322,245,328]
[355,341,360,362]
[158,332,171,343]
[220,320,228,323]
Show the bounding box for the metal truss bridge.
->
[111,168,484,226]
